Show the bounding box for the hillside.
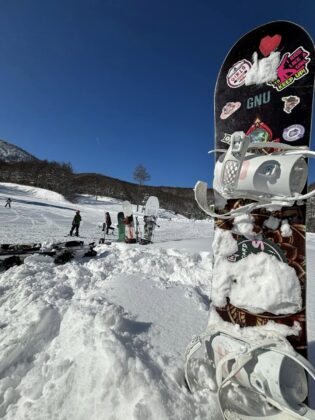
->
[0,140,208,218]
[1,139,315,226]
[0,139,37,163]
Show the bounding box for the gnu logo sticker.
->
[281,95,300,114]
[268,46,311,91]
[246,91,271,109]
[226,59,252,88]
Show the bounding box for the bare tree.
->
[133,164,150,210]
[133,164,150,186]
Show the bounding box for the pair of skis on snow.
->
[185,21,315,419]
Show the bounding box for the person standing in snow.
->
[105,212,114,234]
[4,198,12,208]
[69,210,81,237]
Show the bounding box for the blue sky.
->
[0,0,314,187]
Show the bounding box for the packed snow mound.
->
[0,245,215,420]
[0,139,36,163]
[0,183,67,203]
[212,229,302,315]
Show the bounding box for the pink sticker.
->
[220,102,241,119]
[268,46,310,91]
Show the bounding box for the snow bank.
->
[0,182,67,203]
[211,229,302,314]
[0,244,216,419]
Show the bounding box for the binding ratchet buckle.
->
[195,131,315,219]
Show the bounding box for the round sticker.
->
[283,124,305,142]
[226,59,252,88]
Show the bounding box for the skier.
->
[4,198,12,208]
[69,210,81,237]
[105,212,114,234]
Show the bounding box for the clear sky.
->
[0,0,314,187]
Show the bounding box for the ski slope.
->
[0,182,314,419]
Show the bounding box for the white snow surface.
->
[212,229,302,314]
[232,213,256,239]
[245,51,280,86]
[263,215,280,230]
[281,219,293,237]
[0,183,314,418]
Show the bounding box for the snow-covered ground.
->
[0,182,314,419]
[0,182,209,245]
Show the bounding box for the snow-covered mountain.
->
[0,139,37,162]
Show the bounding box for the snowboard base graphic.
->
[185,20,315,419]
[141,196,160,244]
[213,20,314,356]
[122,201,135,242]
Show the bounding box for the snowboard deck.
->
[214,21,314,357]
[117,211,126,242]
[122,201,135,241]
[144,196,159,217]
[142,196,159,244]
[122,201,133,217]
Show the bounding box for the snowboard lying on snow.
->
[186,21,315,419]
[0,241,97,272]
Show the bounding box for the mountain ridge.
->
[0,139,37,163]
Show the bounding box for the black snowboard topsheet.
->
[214,21,314,354]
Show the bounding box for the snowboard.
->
[213,20,314,359]
[117,211,126,242]
[122,201,136,243]
[185,21,315,418]
[140,196,160,244]
[144,196,159,217]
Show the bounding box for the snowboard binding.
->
[195,131,315,219]
[185,326,315,419]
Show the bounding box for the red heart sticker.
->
[259,34,282,57]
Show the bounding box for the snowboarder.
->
[105,212,114,234]
[4,198,12,208]
[69,210,81,237]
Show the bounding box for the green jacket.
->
[73,213,81,225]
